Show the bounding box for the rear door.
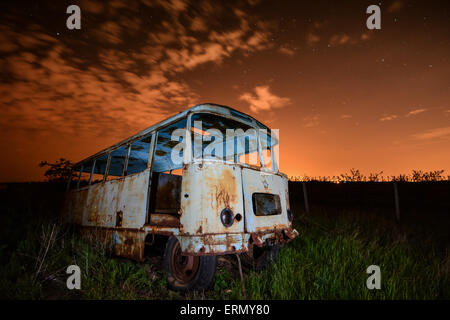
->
[242,168,289,233]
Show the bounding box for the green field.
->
[1,206,448,300]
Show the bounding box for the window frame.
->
[187,111,278,171]
[89,152,110,185]
[124,133,154,177]
[151,116,189,173]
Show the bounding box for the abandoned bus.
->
[64,103,298,291]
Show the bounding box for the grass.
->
[226,214,449,299]
[0,207,448,300]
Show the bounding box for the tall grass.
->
[0,221,167,299]
[0,209,448,299]
[225,214,449,299]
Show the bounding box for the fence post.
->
[302,182,310,214]
[393,182,400,222]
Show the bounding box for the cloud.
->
[303,115,320,127]
[412,127,450,140]
[278,47,295,56]
[328,33,361,47]
[388,0,406,13]
[96,21,123,44]
[360,32,371,41]
[406,108,427,117]
[306,33,320,47]
[327,32,374,47]
[330,34,351,46]
[0,1,276,139]
[190,17,208,32]
[80,0,105,14]
[239,85,291,113]
[380,114,398,121]
[0,45,197,140]
[340,114,352,119]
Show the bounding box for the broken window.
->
[252,193,282,216]
[191,113,261,167]
[152,118,187,173]
[91,153,108,185]
[106,145,128,180]
[69,165,81,190]
[79,160,93,188]
[259,128,278,171]
[126,135,152,176]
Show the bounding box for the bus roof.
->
[73,103,270,167]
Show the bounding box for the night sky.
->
[1,0,449,182]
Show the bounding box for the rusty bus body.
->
[64,103,298,291]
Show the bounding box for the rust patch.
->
[250,227,298,247]
[149,213,180,227]
[114,229,146,261]
[214,168,237,210]
[144,224,178,236]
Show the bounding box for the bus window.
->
[236,132,260,167]
[259,127,278,171]
[126,135,152,176]
[261,148,272,170]
[79,161,93,188]
[153,118,187,173]
[106,145,128,180]
[191,113,261,167]
[69,165,81,190]
[91,153,108,184]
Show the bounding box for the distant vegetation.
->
[40,160,449,184]
[290,168,449,182]
[39,158,73,183]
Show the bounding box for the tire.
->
[163,236,217,292]
[241,244,281,271]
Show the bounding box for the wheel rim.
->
[170,240,200,283]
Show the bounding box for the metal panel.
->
[78,169,149,228]
[115,169,150,228]
[242,168,290,233]
[83,181,116,227]
[113,229,146,261]
[180,161,245,235]
[178,233,250,256]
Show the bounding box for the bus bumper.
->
[177,228,298,256]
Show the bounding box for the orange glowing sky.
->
[1,0,449,182]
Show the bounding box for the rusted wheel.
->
[170,240,200,283]
[241,244,280,271]
[163,237,217,292]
